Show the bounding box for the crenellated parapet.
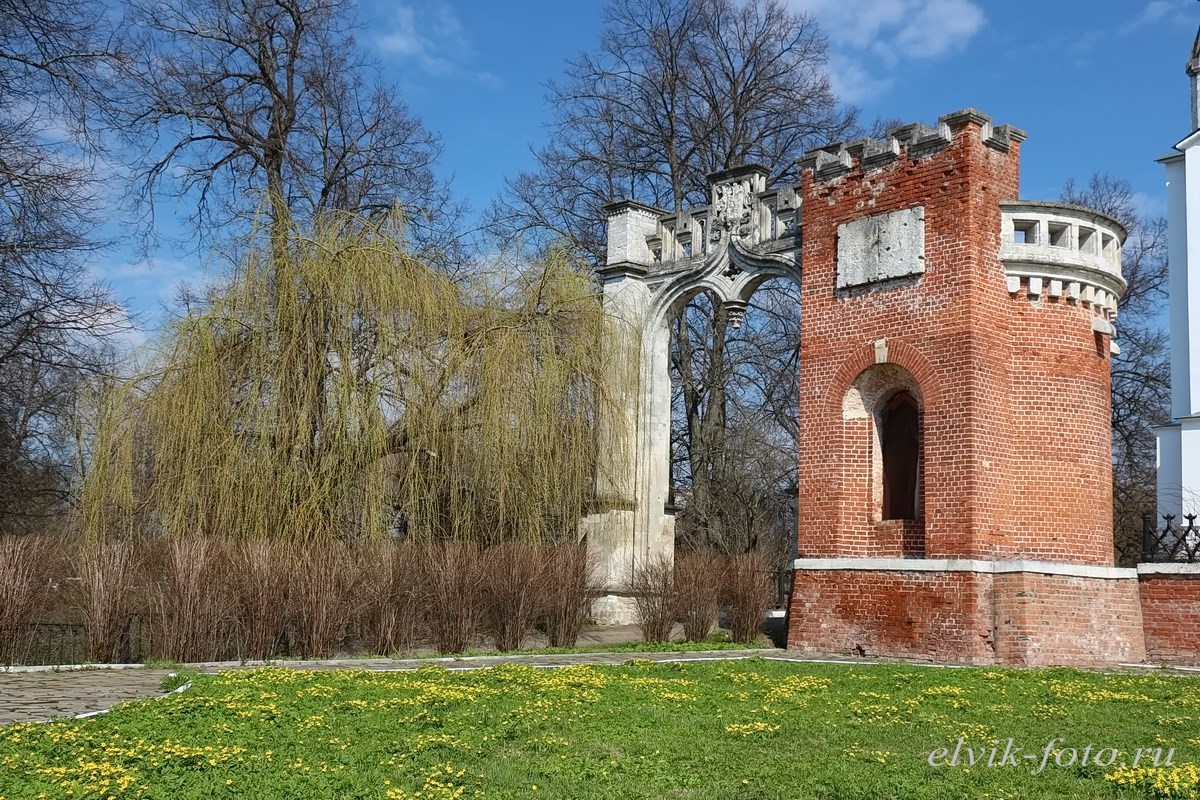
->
[798,108,1027,183]
[1000,201,1127,334]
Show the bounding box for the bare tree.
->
[115,0,446,255]
[1061,174,1170,566]
[494,0,854,260]
[0,0,125,529]
[491,0,854,555]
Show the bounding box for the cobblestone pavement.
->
[0,668,175,724]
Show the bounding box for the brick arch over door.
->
[825,339,941,417]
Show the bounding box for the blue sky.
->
[99,0,1200,337]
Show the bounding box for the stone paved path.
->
[0,668,175,724]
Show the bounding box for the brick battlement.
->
[798,108,1027,182]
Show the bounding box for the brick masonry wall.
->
[1139,574,1200,664]
[795,116,1115,565]
[787,111,1128,665]
[788,567,1144,665]
[797,118,1021,562]
[1006,290,1115,563]
[992,572,1144,666]
[787,569,996,664]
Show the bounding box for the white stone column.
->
[583,201,672,625]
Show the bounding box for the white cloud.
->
[1132,191,1167,221]
[789,0,985,100]
[94,256,210,317]
[1121,0,1193,35]
[791,0,984,60]
[476,71,503,90]
[375,0,496,87]
[90,256,212,361]
[825,54,891,105]
[891,0,985,60]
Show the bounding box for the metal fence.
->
[1143,513,1200,563]
[7,617,152,667]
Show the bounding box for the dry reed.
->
[630,553,677,643]
[541,542,595,647]
[293,538,360,658]
[414,541,485,654]
[0,534,58,663]
[227,537,293,660]
[148,537,231,662]
[722,551,773,644]
[79,536,138,662]
[481,541,546,652]
[355,539,419,656]
[675,551,721,641]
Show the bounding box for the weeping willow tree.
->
[82,217,630,544]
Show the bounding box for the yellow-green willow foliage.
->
[82,219,632,544]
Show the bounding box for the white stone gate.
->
[583,165,802,624]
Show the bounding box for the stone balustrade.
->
[999,201,1127,318]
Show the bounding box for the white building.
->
[1156,28,1200,521]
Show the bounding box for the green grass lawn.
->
[2,658,1200,799]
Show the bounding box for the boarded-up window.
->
[881,391,919,520]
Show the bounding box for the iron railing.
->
[1143,513,1200,563]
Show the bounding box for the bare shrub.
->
[148,537,232,662]
[541,542,594,648]
[0,534,59,663]
[721,551,773,645]
[356,539,419,656]
[79,537,139,663]
[227,537,293,661]
[293,538,360,658]
[675,552,721,642]
[413,542,485,655]
[481,542,546,652]
[630,553,677,643]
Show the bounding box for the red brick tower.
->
[787,109,1145,666]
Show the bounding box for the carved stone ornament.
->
[711,179,753,243]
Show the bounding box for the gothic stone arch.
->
[583,165,801,625]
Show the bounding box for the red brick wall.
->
[992,572,1144,666]
[1006,289,1114,562]
[787,567,1144,666]
[787,569,996,664]
[1140,573,1200,664]
[796,115,1114,565]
